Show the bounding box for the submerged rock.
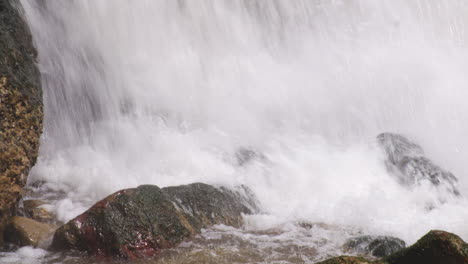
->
[235,147,267,166]
[343,235,405,258]
[51,183,258,259]
[384,230,468,264]
[0,0,43,247]
[377,133,459,196]
[22,200,55,224]
[3,216,55,248]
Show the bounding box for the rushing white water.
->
[15,0,468,259]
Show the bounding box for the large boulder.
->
[51,183,258,259]
[384,230,468,264]
[343,235,406,258]
[377,133,459,196]
[0,0,43,247]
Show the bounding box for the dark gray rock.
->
[377,133,460,196]
[343,235,406,258]
[235,147,267,166]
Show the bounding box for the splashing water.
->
[12,0,468,262]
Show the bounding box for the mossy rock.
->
[384,230,468,264]
[0,0,43,247]
[316,256,384,264]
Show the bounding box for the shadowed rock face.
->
[0,0,43,247]
[377,133,460,196]
[385,230,468,264]
[4,216,55,248]
[235,147,267,166]
[51,183,259,259]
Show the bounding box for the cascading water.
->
[5,0,468,262]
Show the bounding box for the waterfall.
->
[19,0,468,246]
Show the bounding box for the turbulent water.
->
[5,0,468,263]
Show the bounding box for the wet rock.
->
[163,183,259,229]
[316,256,384,264]
[4,216,55,248]
[0,0,43,247]
[343,235,405,258]
[377,133,459,196]
[22,200,55,224]
[235,147,267,166]
[51,183,258,259]
[319,230,468,264]
[384,230,468,264]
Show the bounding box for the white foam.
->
[0,247,48,264]
[19,0,468,247]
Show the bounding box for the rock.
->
[22,200,55,224]
[0,0,43,247]
[162,183,259,229]
[343,235,406,258]
[319,230,468,264]
[235,147,267,166]
[384,230,468,264]
[51,183,258,259]
[377,133,459,196]
[316,256,384,264]
[3,216,55,248]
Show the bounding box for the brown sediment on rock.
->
[22,199,55,224]
[51,183,258,259]
[0,0,43,247]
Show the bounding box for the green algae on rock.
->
[316,256,384,264]
[384,230,468,264]
[319,230,468,264]
[0,0,43,247]
[51,183,258,259]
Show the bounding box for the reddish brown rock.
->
[51,183,258,259]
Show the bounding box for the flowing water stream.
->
[4,0,468,263]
